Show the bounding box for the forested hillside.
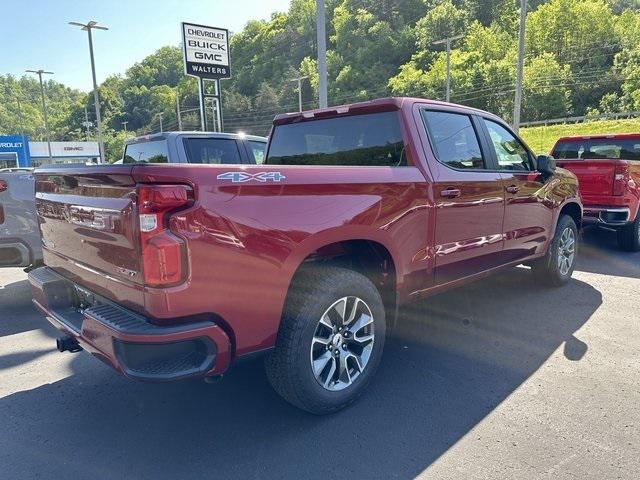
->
[1,0,640,160]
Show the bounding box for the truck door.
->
[419,108,505,284]
[479,118,552,262]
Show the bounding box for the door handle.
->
[506,185,519,194]
[440,187,461,198]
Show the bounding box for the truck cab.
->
[120,131,267,165]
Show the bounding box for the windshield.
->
[552,138,640,160]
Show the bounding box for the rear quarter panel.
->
[132,164,431,355]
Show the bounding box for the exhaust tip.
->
[56,336,83,353]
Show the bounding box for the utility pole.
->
[176,94,183,131]
[513,0,527,133]
[26,69,54,161]
[69,20,108,163]
[290,75,308,112]
[316,0,328,108]
[121,121,128,133]
[432,34,464,103]
[82,107,93,141]
[156,112,164,133]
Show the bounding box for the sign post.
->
[181,22,231,132]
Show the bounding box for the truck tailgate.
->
[35,166,144,310]
[555,159,618,197]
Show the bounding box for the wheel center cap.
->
[331,333,342,347]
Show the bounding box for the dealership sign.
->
[0,135,31,167]
[182,22,231,79]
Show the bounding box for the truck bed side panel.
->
[133,164,431,354]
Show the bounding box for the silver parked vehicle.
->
[0,171,41,268]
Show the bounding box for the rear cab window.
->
[552,138,640,160]
[266,111,406,167]
[123,140,168,164]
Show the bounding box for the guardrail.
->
[520,111,640,128]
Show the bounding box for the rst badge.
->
[217,171,286,183]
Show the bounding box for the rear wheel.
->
[617,216,640,252]
[265,266,385,415]
[532,215,578,286]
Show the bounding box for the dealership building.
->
[0,135,100,168]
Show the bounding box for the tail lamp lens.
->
[0,180,7,193]
[137,185,191,286]
[613,164,628,196]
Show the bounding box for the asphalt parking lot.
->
[1,227,638,480]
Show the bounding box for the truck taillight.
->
[137,184,192,287]
[0,180,7,193]
[613,164,629,196]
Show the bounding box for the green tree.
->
[523,53,573,120]
[414,0,468,52]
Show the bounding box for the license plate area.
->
[73,285,99,311]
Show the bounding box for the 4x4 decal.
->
[216,171,286,183]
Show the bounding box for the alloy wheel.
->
[557,227,576,276]
[310,296,375,391]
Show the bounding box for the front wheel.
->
[532,215,578,287]
[617,215,640,252]
[265,266,386,415]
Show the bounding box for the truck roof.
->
[555,133,640,143]
[273,96,503,125]
[125,131,267,145]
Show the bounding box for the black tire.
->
[617,216,640,252]
[265,266,386,415]
[532,215,578,287]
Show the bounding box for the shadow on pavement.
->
[0,279,51,338]
[0,267,602,479]
[576,227,640,279]
[0,348,52,371]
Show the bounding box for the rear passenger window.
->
[184,138,242,164]
[421,110,485,170]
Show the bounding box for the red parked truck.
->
[551,134,640,251]
[29,98,582,414]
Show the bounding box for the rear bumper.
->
[28,267,231,381]
[583,206,630,227]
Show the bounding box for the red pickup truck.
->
[551,134,640,251]
[29,98,581,414]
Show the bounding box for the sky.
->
[1,0,292,91]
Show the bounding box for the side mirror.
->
[536,154,556,176]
